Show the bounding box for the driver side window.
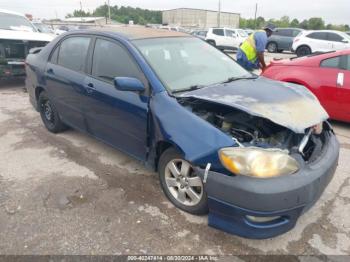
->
[92,38,145,85]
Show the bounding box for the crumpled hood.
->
[0,29,55,42]
[179,76,329,134]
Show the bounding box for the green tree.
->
[308,17,325,30]
[290,18,299,28]
[278,16,290,27]
[299,19,309,29]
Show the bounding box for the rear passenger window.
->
[278,29,292,37]
[92,38,143,83]
[320,56,341,69]
[213,29,224,36]
[226,30,236,37]
[307,32,328,41]
[58,37,90,72]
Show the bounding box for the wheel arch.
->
[154,140,185,171]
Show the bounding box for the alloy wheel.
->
[164,159,203,207]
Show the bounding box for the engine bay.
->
[178,97,329,162]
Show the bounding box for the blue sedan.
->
[25,27,339,239]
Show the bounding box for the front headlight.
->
[219,147,299,178]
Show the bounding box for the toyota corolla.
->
[25,27,339,239]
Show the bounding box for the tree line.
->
[66,4,162,25]
[67,5,349,31]
[240,16,349,31]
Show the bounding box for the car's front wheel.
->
[38,91,67,133]
[158,148,208,215]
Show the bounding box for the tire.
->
[296,46,311,57]
[267,42,278,53]
[38,91,67,133]
[158,148,208,215]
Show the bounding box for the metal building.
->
[162,8,240,29]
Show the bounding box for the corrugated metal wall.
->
[162,8,240,29]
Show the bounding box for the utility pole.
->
[107,0,111,23]
[80,1,83,22]
[218,0,221,27]
[254,3,258,29]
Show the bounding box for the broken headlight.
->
[219,147,299,178]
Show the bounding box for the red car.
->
[262,50,350,122]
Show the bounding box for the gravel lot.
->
[0,53,350,255]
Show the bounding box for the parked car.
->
[266,28,303,53]
[160,25,188,33]
[206,27,248,50]
[244,28,254,35]
[262,50,350,122]
[292,30,350,57]
[33,22,55,35]
[25,27,339,239]
[190,30,208,40]
[0,9,54,79]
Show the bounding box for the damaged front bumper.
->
[195,132,339,239]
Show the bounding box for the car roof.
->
[272,49,350,67]
[306,30,344,34]
[276,27,303,30]
[84,25,190,40]
[0,9,26,17]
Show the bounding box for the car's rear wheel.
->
[296,46,311,57]
[158,148,208,215]
[38,91,67,133]
[267,42,278,53]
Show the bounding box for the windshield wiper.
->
[172,85,205,94]
[223,75,258,84]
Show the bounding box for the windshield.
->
[0,12,36,32]
[33,23,52,33]
[238,29,248,37]
[133,37,250,92]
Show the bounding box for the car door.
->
[45,36,92,131]
[82,37,149,161]
[212,28,226,47]
[307,32,331,52]
[318,55,343,118]
[225,29,239,48]
[338,55,350,117]
[276,29,290,50]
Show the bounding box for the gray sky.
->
[0,0,349,25]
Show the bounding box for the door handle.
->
[86,82,95,94]
[337,72,344,87]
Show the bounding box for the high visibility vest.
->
[240,30,265,62]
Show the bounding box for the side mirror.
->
[114,77,145,92]
[342,39,349,43]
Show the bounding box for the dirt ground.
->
[0,61,350,255]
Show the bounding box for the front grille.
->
[0,40,48,60]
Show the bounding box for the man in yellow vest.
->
[236,24,276,71]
